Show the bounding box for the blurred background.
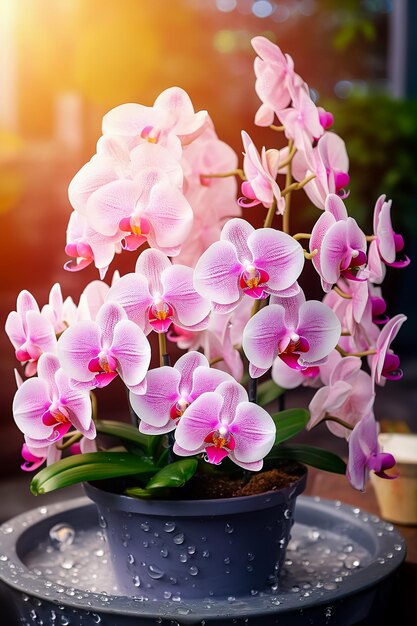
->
[0,0,416,508]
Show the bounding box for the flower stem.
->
[282,140,294,234]
[335,345,376,358]
[210,356,224,366]
[281,173,316,197]
[278,144,297,169]
[270,124,285,132]
[333,286,352,299]
[263,197,278,229]
[56,432,82,451]
[304,249,318,260]
[158,332,170,367]
[322,415,354,431]
[292,232,312,241]
[249,376,258,403]
[200,169,246,182]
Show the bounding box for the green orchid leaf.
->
[268,444,347,475]
[124,486,168,499]
[257,379,285,407]
[146,458,198,490]
[95,420,158,455]
[30,452,157,495]
[271,408,310,445]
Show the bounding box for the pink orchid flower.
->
[173,380,276,470]
[278,83,323,153]
[106,248,211,335]
[291,132,349,210]
[243,290,341,378]
[86,169,192,257]
[317,107,335,131]
[130,351,232,436]
[239,131,285,213]
[20,441,62,472]
[310,194,367,292]
[64,211,123,279]
[347,413,396,491]
[5,290,57,376]
[368,195,410,284]
[369,314,407,386]
[308,351,374,439]
[251,36,299,126]
[271,356,320,390]
[194,218,304,314]
[57,301,151,392]
[69,139,183,216]
[12,353,95,445]
[102,87,208,149]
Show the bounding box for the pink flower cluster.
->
[5,36,410,491]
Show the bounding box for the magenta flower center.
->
[88,352,117,374]
[148,298,174,333]
[140,125,160,144]
[170,397,190,423]
[119,215,150,237]
[239,265,269,299]
[204,426,236,465]
[279,334,310,370]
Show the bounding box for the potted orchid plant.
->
[5,36,408,599]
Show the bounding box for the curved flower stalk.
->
[174,380,276,469]
[239,131,285,213]
[5,290,57,376]
[130,351,232,436]
[57,301,151,392]
[347,413,396,491]
[106,248,211,334]
[243,290,341,378]
[308,351,374,439]
[368,195,410,284]
[291,132,349,210]
[310,194,367,292]
[13,353,95,445]
[194,218,304,314]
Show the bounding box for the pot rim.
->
[84,468,307,516]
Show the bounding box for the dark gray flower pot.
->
[84,470,307,600]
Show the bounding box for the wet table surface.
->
[305,468,417,625]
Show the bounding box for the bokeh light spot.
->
[252,1,274,19]
[213,30,236,54]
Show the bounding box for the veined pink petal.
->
[37,353,60,396]
[377,200,396,263]
[272,357,308,389]
[175,391,223,452]
[162,264,211,329]
[190,366,233,400]
[371,314,407,385]
[87,178,139,237]
[110,319,151,388]
[368,239,385,284]
[143,182,193,249]
[57,321,102,382]
[174,351,208,396]
[308,381,352,429]
[230,402,275,464]
[139,420,176,436]
[194,240,242,306]
[221,218,253,262]
[13,378,53,440]
[5,311,25,350]
[271,290,305,328]
[254,103,275,127]
[297,300,341,363]
[243,304,287,375]
[153,87,208,141]
[131,366,181,427]
[107,273,152,331]
[216,380,248,423]
[55,369,94,437]
[325,193,348,221]
[96,302,126,348]
[68,157,117,215]
[81,280,110,321]
[102,102,154,136]
[249,228,304,292]
[136,248,171,296]
[320,220,350,285]
[310,211,336,288]
[130,143,183,188]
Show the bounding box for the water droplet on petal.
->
[189,565,199,576]
[140,522,150,532]
[179,553,188,563]
[173,532,185,545]
[187,545,196,555]
[225,523,234,534]
[284,509,291,519]
[160,547,169,558]
[133,575,141,587]
[127,554,135,565]
[163,591,172,599]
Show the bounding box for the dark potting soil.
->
[182,462,306,500]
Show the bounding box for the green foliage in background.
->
[322,95,417,237]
